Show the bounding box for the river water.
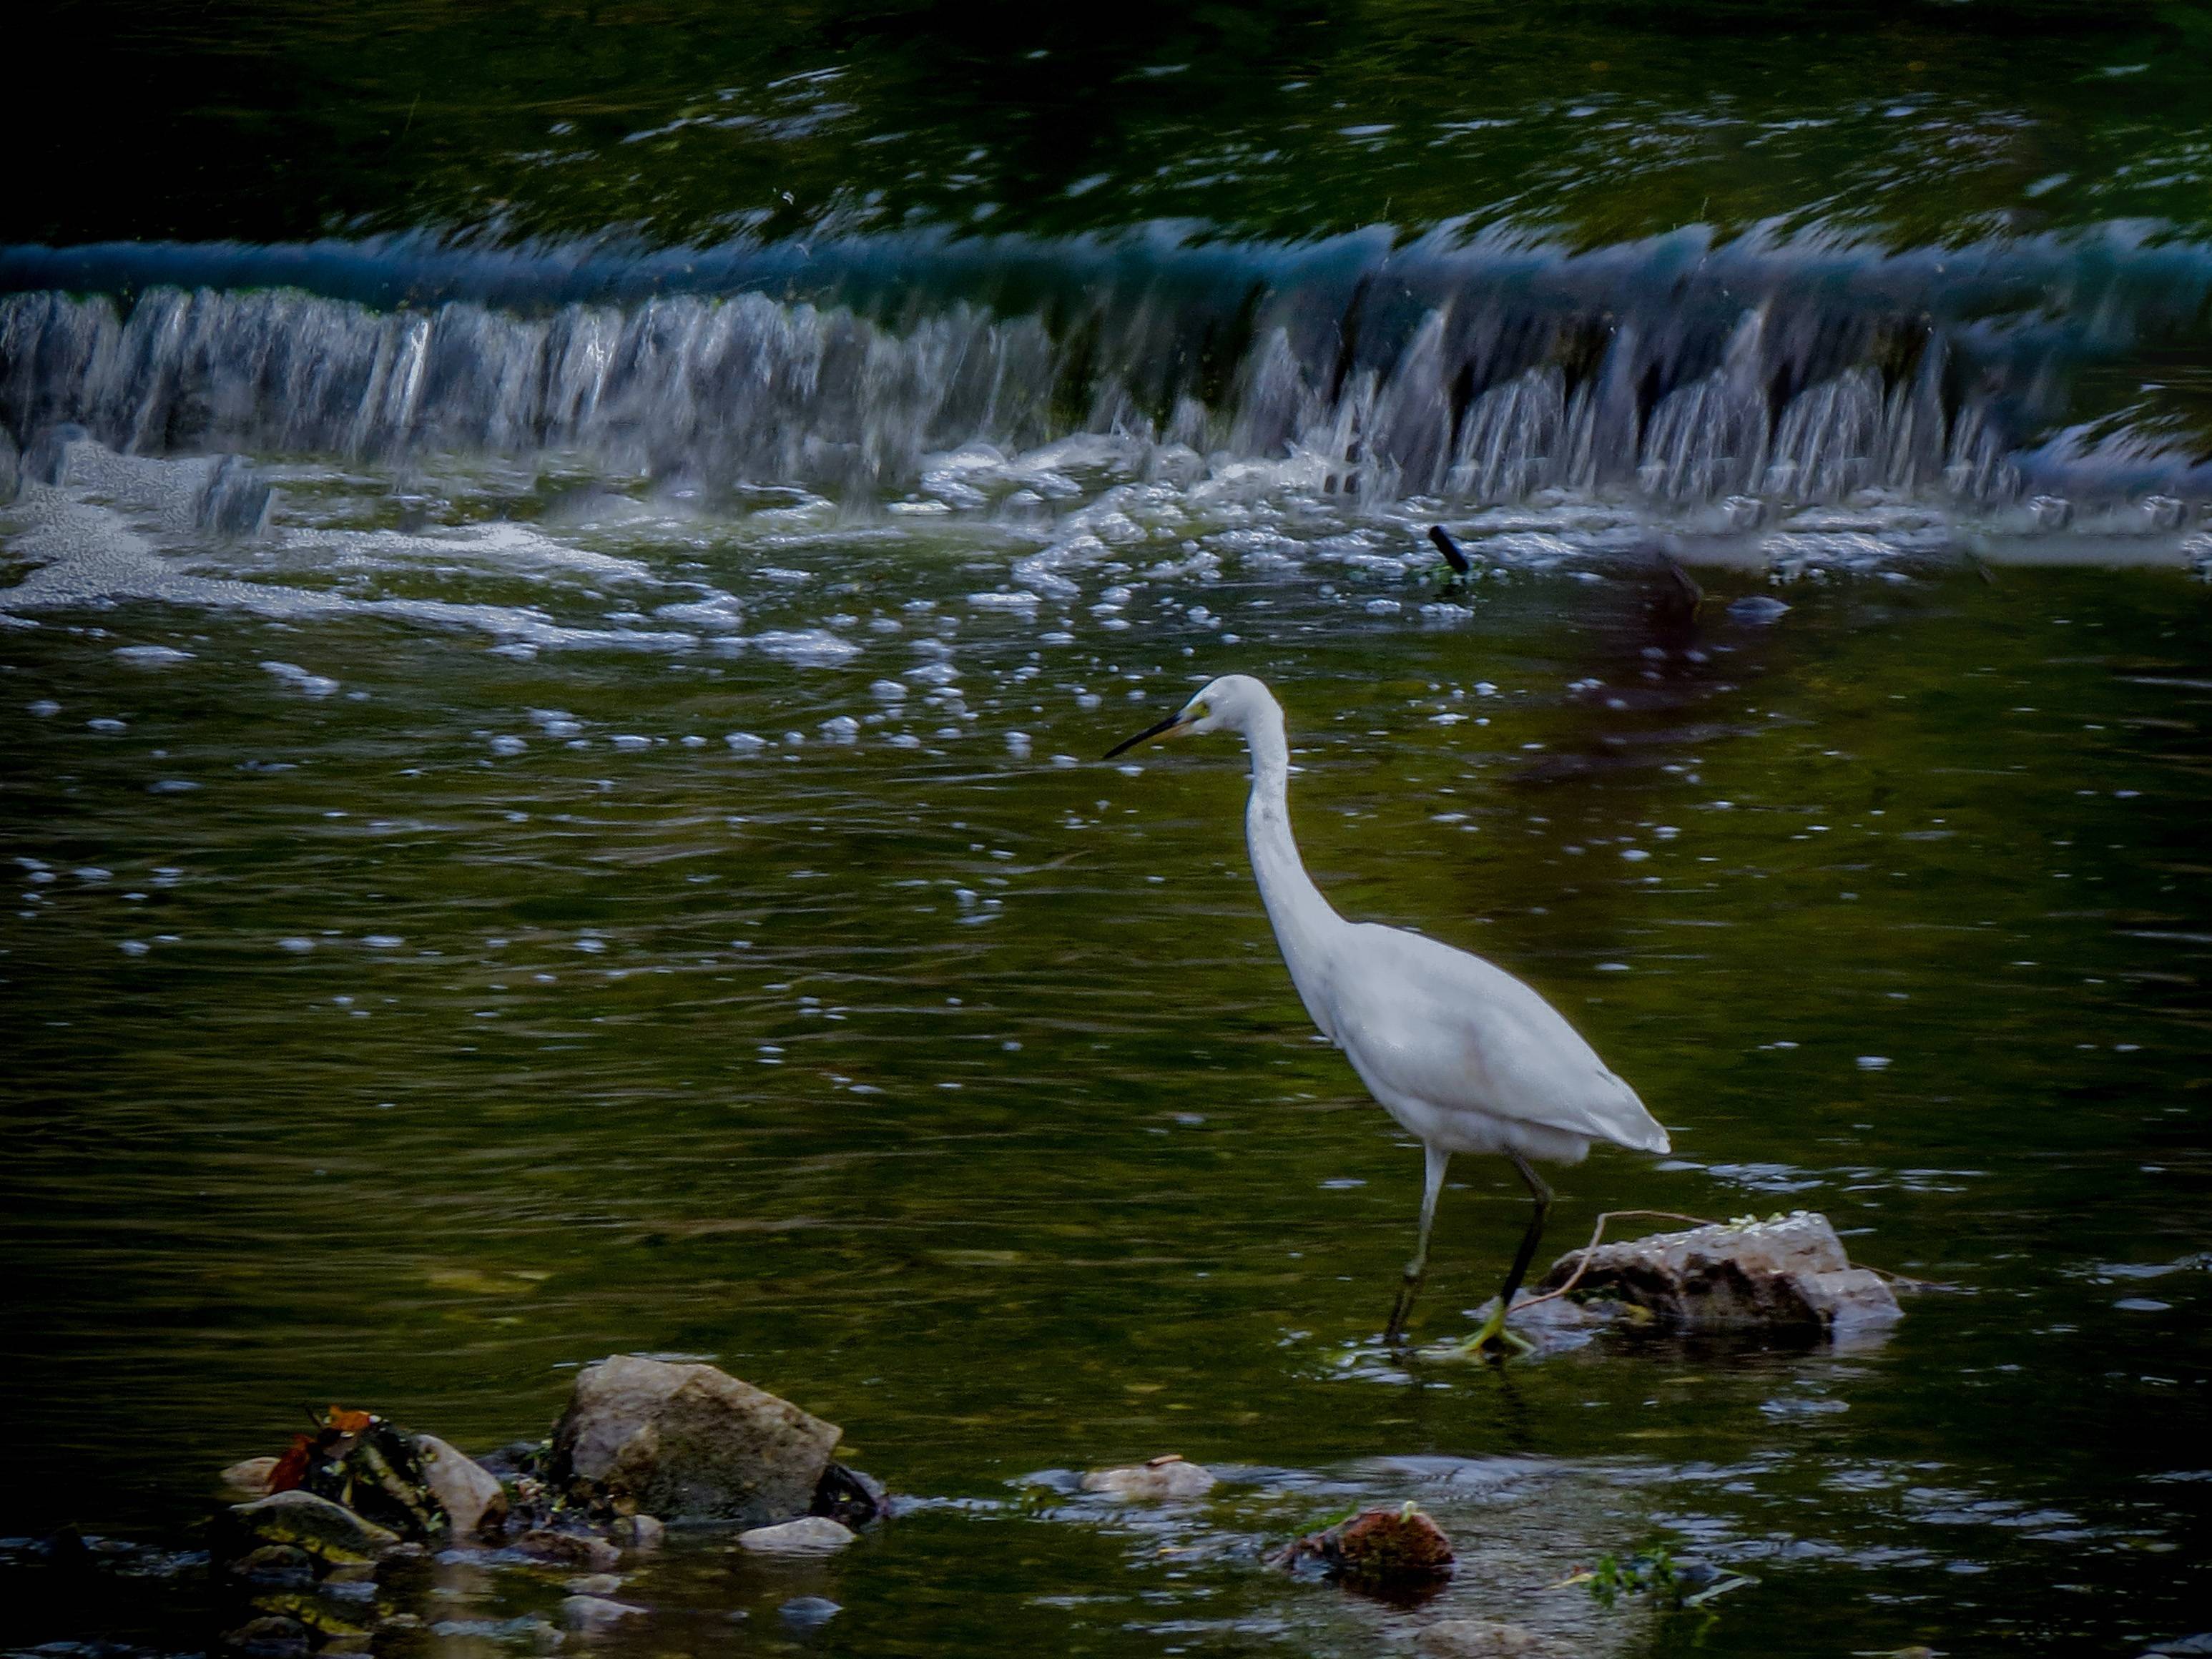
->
[4,4,2211,1657]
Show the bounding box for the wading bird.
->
[1106,674,1669,1354]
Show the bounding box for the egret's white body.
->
[1109,673,1668,1348]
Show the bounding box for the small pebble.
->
[738,1515,855,1554]
[561,1595,646,1629]
[778,1597,841,1629]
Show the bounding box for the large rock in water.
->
[549,1355,841,1526]
[416,1434,507,1539]
[1533,1210,1900,1337]
[222,1490,402,1567]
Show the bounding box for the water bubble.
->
[488,735,527,757]
[725,732,767,753]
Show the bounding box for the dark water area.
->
[14,0,2212,250]
[5,4,2212,1658]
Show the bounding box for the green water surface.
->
[3,539,2210,1655]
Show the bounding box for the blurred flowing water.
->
[4,4,2212,1657]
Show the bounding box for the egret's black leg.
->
[1384,1145,1451,1347]
[1459,1151,1553,1354]
[1495,1151,1554,1312]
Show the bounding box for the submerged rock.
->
[223,1613,312,1658]
[514,1529,621,1572]
[1080,1455,1216,1500]
[609,1512,665,1551]
[549,1354,842,1527]
[1275,1505,1455,1586]
[228,1544,316,1587]
[561,1594,647,1628]
[224,1491,402,1567]
[738,1515,855,1555]
[416,1435,507,1540]
[1417,1620,1574,1657]
[778,1596,841,1628]
[1532,1210,1901,1337]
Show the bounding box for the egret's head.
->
[1103,674,1273,758]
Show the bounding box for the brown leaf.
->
[267,1434,314,1495]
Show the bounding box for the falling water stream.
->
[4,4,2211,1656]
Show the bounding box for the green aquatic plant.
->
[1560,1541,1754,1613]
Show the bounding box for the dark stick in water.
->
[1427,524,1472,575]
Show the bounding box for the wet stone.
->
[225,1491,402,1567]
[224,1613,312,1658]
[810,1461,886,1528]
[609,1512,664,1551]
[779,1596,842,1629]
[560,1594,648,1628]
[228,1543,317,1590]
[222,1457,280,1497]
[416,1434,507,1539]
[1276,1505,1455,1585]
[563,1572,625,1595]
[1079,1455,1216,1500]
[550,1354,841,1527]
[1533,1210,1902,1337]
[514,1528,621,1572]
[738,1515,855,1555]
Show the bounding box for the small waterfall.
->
[4,227,2208,513]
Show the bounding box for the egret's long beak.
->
[1103,707,1196,759]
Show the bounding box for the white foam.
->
[262,661,340,697]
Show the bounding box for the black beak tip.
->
[1103,709,1186,761]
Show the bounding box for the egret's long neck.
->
[1240,701,1347,1026]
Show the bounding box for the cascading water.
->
[4,227,2209,542]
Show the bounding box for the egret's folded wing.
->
[1334,925,1669,1153]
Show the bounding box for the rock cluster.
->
[207,1359,882,1655]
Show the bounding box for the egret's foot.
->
[1423,1304,1536,1361]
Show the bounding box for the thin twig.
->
[1509,1209,1717,1314]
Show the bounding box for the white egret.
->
[1106,674,1669,1353]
